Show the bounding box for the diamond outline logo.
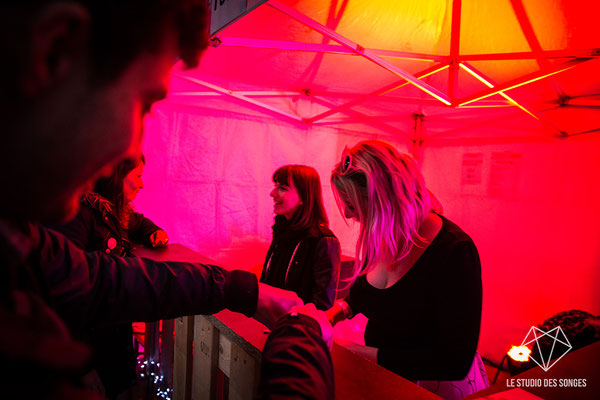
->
[519,326,572,371]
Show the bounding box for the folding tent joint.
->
[412,113,425,123]
[558,95,570,106]
[209,36,222,47]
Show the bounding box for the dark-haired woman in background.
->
[56,154,168,256]
[260,165,341,311]
[50,154,168,399]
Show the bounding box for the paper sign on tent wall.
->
[461,153,484,186]
[489,152,522,199]
[208,0,268,36]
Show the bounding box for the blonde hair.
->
[331,140,432,277]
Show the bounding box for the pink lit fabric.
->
[136,0,600,370]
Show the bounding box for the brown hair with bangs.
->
[273,165,329,232]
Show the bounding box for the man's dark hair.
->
[83,0,209,81]
[0,0,208,86]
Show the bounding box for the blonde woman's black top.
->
[346,215,482,381]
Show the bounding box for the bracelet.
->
[336,300,353,320]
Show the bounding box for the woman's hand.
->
[325,300,353,326]
[150,230,169,247]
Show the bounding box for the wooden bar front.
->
[135,244,442,399]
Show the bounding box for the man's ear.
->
[24,3,90,96]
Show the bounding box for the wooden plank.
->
[144,321,161,397]
[144,321,160,360]
[218,334,233,378]
[134,243,216,264]
[174,316,194,400]
[208,310,268,356]
[136,245,447,399]
[228,341,260,400]
[161,319,175,388]
[192,316,219,400]
[332,344,443,400]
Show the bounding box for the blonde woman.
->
[327,140,487,399]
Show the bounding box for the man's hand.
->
[254,283,303,328]
[291,303,334,350]
[149,230,169,247]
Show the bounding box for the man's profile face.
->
[0,4,202,224]
[47,35,178,223]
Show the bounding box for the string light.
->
[137,357,172,400]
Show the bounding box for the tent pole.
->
[458,48,600,61]
[454,58,592,107]
[267,0,452,106]
[307,63,448,124]
[458,63,566,136]
[411,113,425,165]
[218,36,449,62]
[448,0,461,100]
[509,0,566,99]
[172,74,305,123]
[310,96,411,139]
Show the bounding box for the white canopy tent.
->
[171,0,600,141]
[136,0,600,365]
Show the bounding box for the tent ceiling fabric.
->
[169,0,600,140]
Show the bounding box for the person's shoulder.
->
[81,192,113,215]
[315,223,337,240]
[437,215,475,246]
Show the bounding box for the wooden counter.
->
[135,244,442,399]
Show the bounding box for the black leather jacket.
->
[260,215,341,310]
[49,193,162,257]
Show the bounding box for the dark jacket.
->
[258,313,334,399]
[50,193,162,257]
[48,193,165,397]
[260,215,341,310]
[0,220,258,399]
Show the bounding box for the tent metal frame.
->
[174,0,600,138]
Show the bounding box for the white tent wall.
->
[421,136,600,363]
[137,102,411,266]
[136,100,600,364]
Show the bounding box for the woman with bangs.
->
[326,140,487,399]
[260,165,341,310]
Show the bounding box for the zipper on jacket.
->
[264,244,277,276]
[284,241,302,285]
